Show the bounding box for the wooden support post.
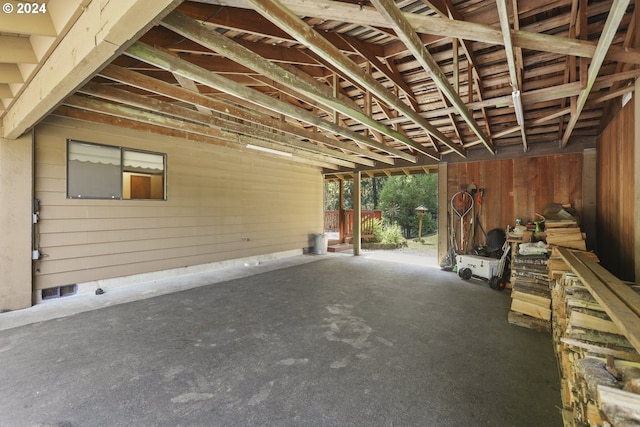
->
[438,162,448,264]
[0,131,34,310]
[352,170,361,256]
[582,148,596,252]
[635,78,640,284]
[339,178,345,243]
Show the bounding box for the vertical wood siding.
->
[34,118,324,290]
[447,153,584,246]
[597,101,635,281]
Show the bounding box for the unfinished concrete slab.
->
[0,254,562,426]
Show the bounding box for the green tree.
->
[360,176,387,210]
[378,174,438,238]
[325,177,388,210]
[324,180,340,210]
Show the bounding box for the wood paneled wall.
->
[447,153,584,247]
[34,117,324,290]
[597,100,635,282]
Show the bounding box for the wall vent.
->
[41,284,78,300]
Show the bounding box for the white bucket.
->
[313,234,328,254]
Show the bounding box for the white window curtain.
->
[68,142,121,165]
[67,141,122,199]
[123,150,164,173]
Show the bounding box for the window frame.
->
[66,139,167,201]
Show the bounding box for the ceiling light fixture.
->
[246,144,292,157]
[512,90,524,126]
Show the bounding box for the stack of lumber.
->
[508,252,552,332]
[548,246,599,281]
[551,247,640,426]
[545,226,587,251]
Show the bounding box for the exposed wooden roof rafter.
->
[98,65,395,165]
[160,10,434,158]
[62,95,349,169]
[371,0,494,154]
[239,0,640,65]
[3,0,634,169]
[560,0,631,147]
[124,42,417,162]
[419,0,495,147]
[496,0,528,151]
[244,0,464,158]
[77,82,374,168]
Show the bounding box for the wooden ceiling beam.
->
[161,11,430,158]
[420,0,494,150]
[124,42,416,162]
[496,0,528,152]
[339,34,419,112]
[63,95,351,169]
[142,26,322,66]
[405,69,640,121]
[0,3,57,36]
[99,65,394,165]
[458,84,634,149]
[599,6,638,133]
[229,0,640,66]
[2,0,182,139]
[0,36,38,63]
[172,74,210,114]
[371,0,493,154]
[561,0,630,147]
[557,0,579,142]
[245,0,463,158]
[178,1,385,57]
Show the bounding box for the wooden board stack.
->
[508,249,552,332]
[545,226,587,251]
[508,219,590,332]
[552,248,640,426]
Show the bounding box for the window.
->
[67,140,166,200]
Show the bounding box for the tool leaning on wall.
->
[450,187,474,255]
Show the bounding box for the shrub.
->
[373,219,406,245]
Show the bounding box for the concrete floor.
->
[0,253,562,426]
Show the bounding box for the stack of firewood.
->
[508,219,590,332]
[508,249,552,332]
[551,249,640,427]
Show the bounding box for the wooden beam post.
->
[582,148,597,252]
[635,78,640,284]
[0,131,33,310]
[352,170,362,256]
[438,162,448,265]
[339,179,345,243]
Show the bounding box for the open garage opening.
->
[323,169,439,265]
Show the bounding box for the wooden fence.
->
[324,210,382,238]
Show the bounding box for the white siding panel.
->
[34,117,324,290]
